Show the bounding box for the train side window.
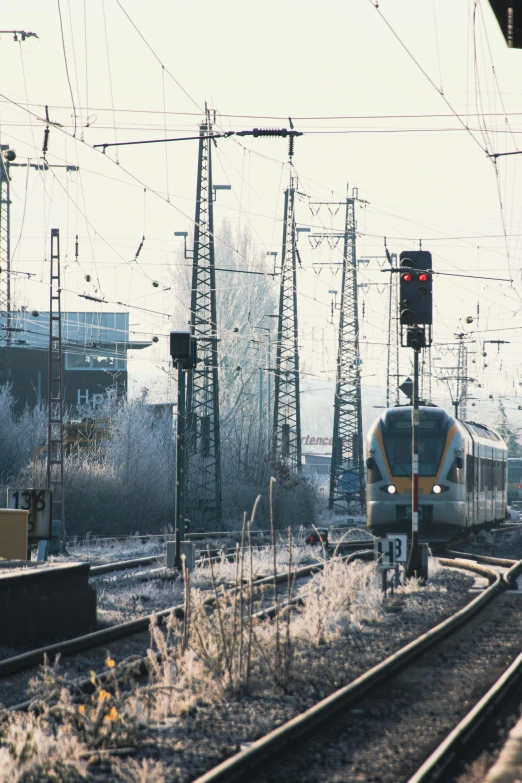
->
[466,455,474,492]
[365,456,383,484]
[447,457,464,484]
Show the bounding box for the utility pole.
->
[47,229,65,541]
[273,176,302,471]
[186,115,223,526]
[329,190,364,510]
[386,249,400,408]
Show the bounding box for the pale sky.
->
[1,0,522,441]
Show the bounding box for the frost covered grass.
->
[190,538,317,590]
[62,534,168,564]
[293,559,384,644]
[96,575,185,625]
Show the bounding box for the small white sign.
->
[375,537,395,566]
[7,489,52,540]
[387,534,408,563]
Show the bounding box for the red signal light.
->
[402,273,413,282]
[418,272,428,282]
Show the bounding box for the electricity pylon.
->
[456,336,469,420]
[47,228,65,536]
[0,148,11,372]
[273,176,302,472]
[386,249,400,408]
[186,118,222,525]
[329,190,364,510]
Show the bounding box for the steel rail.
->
[444,550,522,588]
[190,559,504,783]
[406,648,522,782]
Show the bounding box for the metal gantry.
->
[273,177,302,472]
[329,192,364,510]
[0,147,11,383]
[456,337,468,420]
[46,228,65,535]
[186,119,222,525]
[386,250,400,408]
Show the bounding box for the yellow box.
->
[0,509,29,560]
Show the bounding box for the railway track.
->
[0,553,357,711]
[188,557,522,783]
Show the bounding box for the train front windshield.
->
[381,408,450,477]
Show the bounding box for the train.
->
[507,457,522,504]
[366,405,508,541]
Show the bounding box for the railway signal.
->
[398,250,433,582]
[170,331,196,571]
[399,250,433,329]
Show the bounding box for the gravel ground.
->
[71,564,480,783]
[456,528,522,562]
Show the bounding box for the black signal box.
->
[399,250,433,326]
[170,331,196,368]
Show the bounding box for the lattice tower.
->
[47,229,65,533]
[186,120,222,525]
[386,252,400,408]
[329,195,364,510]
[0,154,10,383]
[273,179,302,472]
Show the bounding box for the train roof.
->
[371,406,505,445]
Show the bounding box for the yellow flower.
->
[105,656,115,668]
[97,689,111,702]
[78,705,86,715]
[89,671,96,685]
[104,706,118,722]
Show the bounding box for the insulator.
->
[134,236,144,261]
[42,126,50,155]
[152,280,159,288]
[85,274,91,282]
[75,234,79,261]
[152,336,159,343]
[288,135,295,158]
[252,127,288,137]
[31,310,40,317]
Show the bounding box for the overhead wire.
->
[57,0,77,138]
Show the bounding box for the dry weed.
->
[114,757,167,783]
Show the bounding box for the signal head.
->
[402,272,413,282]
[418,272,428,282]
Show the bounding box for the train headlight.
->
[387,485,397,495]
[432,484,442,494]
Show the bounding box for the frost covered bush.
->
[0,385,46,485]
[19,395,175,537]
[293,558,384,644]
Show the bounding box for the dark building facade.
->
[0,311,150,413]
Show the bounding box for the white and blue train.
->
[366,405,508,540]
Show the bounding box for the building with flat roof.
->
[0,311,151,412]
